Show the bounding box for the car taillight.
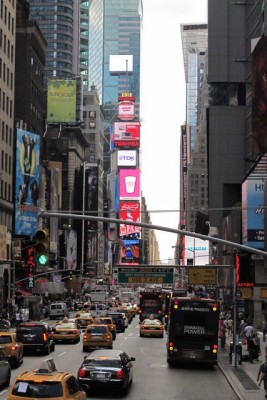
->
[11,345,17,351]
[159,326,163,330]
[116,369,125,379]
[43,333,47,341]
[111,325,115,330]
[72,330,78,334]
[107,334,111,340]
[158,310,162,314]
[83,334,87,340]
[78,368,86,378]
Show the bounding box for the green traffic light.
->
[69,275,73,281]
[38,254,48,265]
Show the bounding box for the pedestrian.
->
[227,318,233,336]
[244,321,254,339]
[15,311,21,327]
[219,318,226,349]
[257,356,267,398]
[239,319,247,339]
[252,331,261,361]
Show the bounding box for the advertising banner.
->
[242,178,264,248]
[119,201,140,239]
[120,239,140,264]
[118,100,135,121]
[117,150,137,167]
[184,237,210,266]
[14,129,40,236]
[114,122,140,148]
[47,79,76,123]
[119,169,140,200]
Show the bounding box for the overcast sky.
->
[140,0,208,263]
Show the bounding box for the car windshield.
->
[56,323,75,329]
[12,381,63,398]
[17,327,44,335]
[0,336,12,343]
[87,326,107,334]
[143,319,161,325]
[84,359,122,367]
[99,319,111,324]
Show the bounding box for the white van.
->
[88,303,108,318]
[49,302,69,320]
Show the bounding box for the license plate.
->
[189,354,196,359]
[61,332,68,335]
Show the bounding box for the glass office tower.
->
[89,0,142,173]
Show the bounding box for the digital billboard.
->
[119,169,140,200]
[117,150,137,167]
[184,237,210,266]
[47,79,76,123]
[109,55,133,75]
[114,122,140,149]
[118,100,135,121]
[242,178,264,249]
[119,201,140,239]
[14,129,40,236]
[120,239,140,265]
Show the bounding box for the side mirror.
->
[131,357,136,361]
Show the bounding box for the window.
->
[89,122,96,129]
[89,110,96,118]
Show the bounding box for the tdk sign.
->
[117,150,137,166]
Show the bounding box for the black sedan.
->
[77,349,135,393]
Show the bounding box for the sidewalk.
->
[218,331,266,400]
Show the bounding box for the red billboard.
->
[118,100,135,121]
[114,122,140,149]
[119,201,140,239]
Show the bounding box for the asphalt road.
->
[0,315,239,400]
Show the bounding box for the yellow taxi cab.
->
[82,324,113,352]
[93,317,117,340]
[6,358,87,400]
[0,331,24,368]
[75,312,93,330]
[53,318,80,344]
[140,318,164,338]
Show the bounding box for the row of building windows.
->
[31,5,72,13]
[1,150,12,174]
[0,59,13,89]
[1,120,12,145]
[0,1,14,35]
[0,28,14,61]
[0,89,12,118]
[0,178,11,202]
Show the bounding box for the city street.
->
[0,315,238,400]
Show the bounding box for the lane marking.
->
[58,352,66,357]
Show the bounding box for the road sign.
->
[188,268,217,285]
[118,267,174,284]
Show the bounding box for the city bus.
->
[139,289,163,322]
[167,297,219,365]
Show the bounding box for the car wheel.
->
[140,333,143,337]
[44,345,50,356]
[51,342,55,352]
[83,346,88,352]
[13,356,20,368]
[113,334,116,340]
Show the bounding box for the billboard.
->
[14,129,40,236]
[184,237,210,266]
[252,37,267,153]
[114,122,140,148]
[119,169,140,200]
[120,239,140,264]
[47,79,76,123]
[117,150,137,167]
[119,201,140,239]
[118,100,135,121]
[242,178,264,249]
[109,55,133,75]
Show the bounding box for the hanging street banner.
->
[117,267,174,284]
[188,268,217,285]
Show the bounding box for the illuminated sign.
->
[117,150,137,166]
[119,201,140,239]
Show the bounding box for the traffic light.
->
[69,272,73,282]
[35,228,49,267]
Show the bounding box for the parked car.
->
[77,349,135,393]
[16,321,55,355]
[0,332,24,367]
[0,348,11,389]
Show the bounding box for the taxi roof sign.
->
[36,359,57,374]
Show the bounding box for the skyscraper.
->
[89,0,142,174]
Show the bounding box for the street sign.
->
[188,268,217,285]
[118,267,174,284]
